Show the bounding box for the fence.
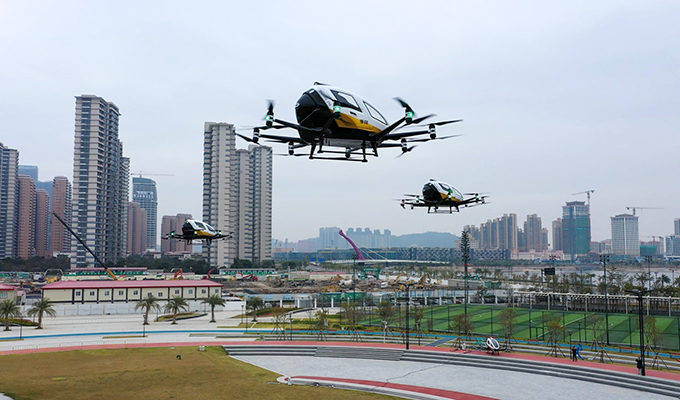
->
[359,304,680,352]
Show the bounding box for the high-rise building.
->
[50,176,72,255]
[34,189,50,257]
[160,213,192,254]
[16,175,36,259]
[551,218,562,251]
[675,218,680,236]
[202,123,272,266]
[0,142,19,259]
[19,165,53,210]
[611,213,639,256]
[561,201,591,261]
[71,95,129,268]
[524,214,547,251]
[235,145,273,263]
[318,227,343,249]
[127,202,147,255]
[132,177,158,251]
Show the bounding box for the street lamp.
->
[645,255,653,291]
[142,315,146,338]
[600,254,610,345]
[625,288,651,376]
[404,282,415,350]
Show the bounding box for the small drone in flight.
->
[237,82,461,162]
[400,179,488,214]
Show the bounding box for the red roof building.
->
[42,280,222,304]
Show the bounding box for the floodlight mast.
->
[51,211,119,280]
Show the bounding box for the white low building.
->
[41,280,244,316]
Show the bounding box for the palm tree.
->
[164,296,188,324]
[246,296,264,322]
[201,294,225,323]
[1,299,21,331]
[27,297,57,329]
[135,295,161,325]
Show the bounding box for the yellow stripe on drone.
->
[440,193,462,202]
[334,112,382,133]
[197,230,214,237]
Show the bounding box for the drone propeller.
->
[397,145,417,157]
[430,119,462,127]
[394,97,416,124]
[264,100,275,127]
[236,133,258,143]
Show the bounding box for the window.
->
[118,290,124,296]
[89,291,95,296]
[201,289,207,294]
[364,102,387,125]
[174,289,180,295]
[104,291,110,296]
[331,90,361,112]
[188,289,193,294]
[75,291,81,296]
[133,290,139,296]
[158,292,163,297]
[0,293,6,299]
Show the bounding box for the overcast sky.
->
[1,1,678,245]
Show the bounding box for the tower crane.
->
[131,171,175,178]
[572,190,594,206]
[625,207,664,216]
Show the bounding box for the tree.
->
[201,294,226,323]
[0,299,21,331]
[164,296,188,325]
[377,300,395,326]
[135,295,161,325]
[27,297,56,329]
[498,308,518,340]
[246,296,264,322]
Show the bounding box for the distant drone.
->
[400,179,488,214]
[237,82,461,162]
[162,219,233,245]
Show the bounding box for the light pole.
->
[404,283,415,350]
[626,288,651,376]
[461,231,470,320]
[645,255,653,291]
[600,254,610,345]
[142,316,146,338]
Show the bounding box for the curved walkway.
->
[1,313,679,400]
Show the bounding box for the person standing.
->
[636,357,643,375]
[571,346,578,361]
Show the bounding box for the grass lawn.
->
[0,347,391,400]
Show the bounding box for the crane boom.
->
[625,206,664,216]
[50,212,119,280]
[572,190,594,206]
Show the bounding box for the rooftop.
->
[42,280,222,290]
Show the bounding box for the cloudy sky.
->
[1,1,678,245]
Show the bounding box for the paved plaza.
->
[1,311,678,399]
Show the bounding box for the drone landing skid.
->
[428,208,461,214]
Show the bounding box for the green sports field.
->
[361,304,680,350]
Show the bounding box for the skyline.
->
[2,2,679,244]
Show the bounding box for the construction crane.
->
[572,190,595,206]
[130,171,174,178]
[51,212,119,280]
[625,207,664,216]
